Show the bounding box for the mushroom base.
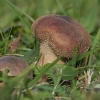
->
[37,42,64,66]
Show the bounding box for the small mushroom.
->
[32,15,91,66]
[0,56,29,76]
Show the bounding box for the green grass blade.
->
[77,46,100,61]
[3,0,34,22]
[0,38,8,47]
[77,0,81,22]
[0,32,4,40]
[77,66,100,70]
[28,56,61,87]
[2,0,31,29]
[4,29,11,54]
[88,28,100,65]
[68,47,78,67]
[92,29,100,49]
[55,0,67,15]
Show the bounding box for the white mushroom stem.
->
[37,42,64,66]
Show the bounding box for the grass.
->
[0,0,100,100]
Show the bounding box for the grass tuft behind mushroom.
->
[0,0,100,100]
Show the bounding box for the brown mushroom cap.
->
[32,14,91,58]
[0,56,28,76]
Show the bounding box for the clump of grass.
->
[0,0,100,100]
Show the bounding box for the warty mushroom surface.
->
[32,14,91,66]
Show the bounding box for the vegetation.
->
[0,0,100,100]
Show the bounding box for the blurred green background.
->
[0,0,100,57]
[0,0,100,56]
[0,0,100,33]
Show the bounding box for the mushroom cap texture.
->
[0,56,28,76]
[32,14,91,58]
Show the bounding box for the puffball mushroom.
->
[32,15,91,66]
[0,56,28,76]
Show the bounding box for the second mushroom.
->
[32,14,91,66]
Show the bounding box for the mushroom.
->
[32,14,91,66]
[0,56,29,76]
